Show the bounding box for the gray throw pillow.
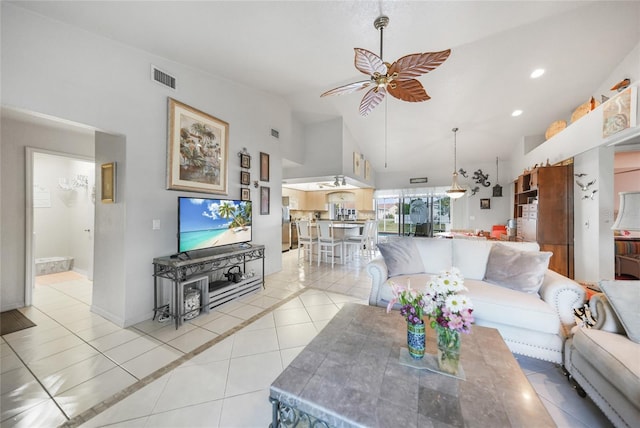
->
[377,238,426,277]
[599,280,640,344]
[484,243,552,294]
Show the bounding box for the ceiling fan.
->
[321,15,451,116]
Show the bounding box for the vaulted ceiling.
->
[12,1,640,181]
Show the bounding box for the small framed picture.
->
[241,187,250,202]
[260,186,270,215]
[480,198,491,209]
[260,152,270,182]
[240,171,250,185]
[101,162,116,203]
[240,153,251,169]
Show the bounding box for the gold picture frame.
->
[101,162,116,203]
[167,98,229,194]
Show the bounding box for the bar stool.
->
[296,220,317,265]
[344,220,374,260]
[317,221,341,267]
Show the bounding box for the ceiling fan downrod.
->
[374,15,389,61]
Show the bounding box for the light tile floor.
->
[1,251,613,427]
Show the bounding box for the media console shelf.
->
[152,244,265,329]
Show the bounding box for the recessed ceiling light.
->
[512,110,523,117]
[530,68,545,79]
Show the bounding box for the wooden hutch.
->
[513,164,574,278]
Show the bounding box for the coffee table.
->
[269,303,553,427]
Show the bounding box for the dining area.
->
[295,220,377,267]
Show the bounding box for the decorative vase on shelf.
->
[407,321,426,359]
[435,324,461,375]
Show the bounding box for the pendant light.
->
[446,127,466,199]
[492,157,503,197]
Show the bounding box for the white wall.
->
[33,153,95,276]
[283,118,343,180]
[1,4,290,324]
[573,146,616,283]
[1,116,95,311]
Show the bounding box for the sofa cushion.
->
[484,243,551,294]
[413,238,452,274]
[451,240,494,280]
[572,328,640,405]
[465,279,560,335]
[377,238,425,277]
[451,240,540,280]
[599,280,640,344]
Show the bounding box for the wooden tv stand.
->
[152,244,265,329]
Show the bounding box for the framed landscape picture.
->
[167,98,229,194]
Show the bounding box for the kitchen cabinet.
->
[283,187,375,212]
[306,191,328,211]
[282,188,306,210]
[356,188,374,211]
[513,164,574,278]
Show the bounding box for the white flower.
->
[444,294,473,312]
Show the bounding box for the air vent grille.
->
[151,65,176,90]
[271,129,279,139]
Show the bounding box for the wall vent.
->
[151,65,176,90]
[270,128,279,139]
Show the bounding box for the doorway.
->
[26,148,95,305]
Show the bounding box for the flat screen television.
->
[178,197,252,253]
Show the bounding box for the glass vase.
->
[435,324,461,375]
[407,321,425,359]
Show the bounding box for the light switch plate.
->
[152,219,160,230]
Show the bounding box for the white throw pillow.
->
[484,243,551,294]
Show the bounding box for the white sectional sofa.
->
[366,237,586,363]
[564,283,640,428]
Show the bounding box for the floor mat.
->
[1,309,36,335]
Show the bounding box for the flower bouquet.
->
[424,268,474,374]
[386,280,428,359]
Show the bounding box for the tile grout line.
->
[59,287,310,428]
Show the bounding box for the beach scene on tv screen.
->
[179,198,251,252]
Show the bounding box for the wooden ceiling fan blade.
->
[388,49,451,80]
[354,48,387,76]
[388,79,430,102]
[359,87,386,116]
[320,80,371,97]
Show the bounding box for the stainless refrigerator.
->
[282,200,291,251]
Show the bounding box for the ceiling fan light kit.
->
[321,15,451,116]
